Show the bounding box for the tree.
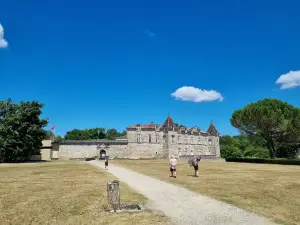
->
[231,98,300,158]
[243,146,270,159]
[0,99,48,162]
[220,135,233,146]
[106,128,118,140]
[220,145,243,158]
[44,130,53,140]
[64,127,106,140]
[56,136,63,142]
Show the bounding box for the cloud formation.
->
[171,86,223,103]
[144,29,156,38]
[276,70,300,89]
[0,24,8,48]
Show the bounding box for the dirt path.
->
[88,160,276,225]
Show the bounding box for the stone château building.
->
[126,114,220,159]
[58,114,220,159]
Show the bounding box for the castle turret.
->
[207,121,220,157]
[162,114,178,158]
[162,113,175,130]
[207,121,219,137]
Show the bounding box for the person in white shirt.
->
[169,155,177,178]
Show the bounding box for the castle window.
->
[209,139,212,146]
[137,134,141,143]
[172,135,175,143]
[198,137,201,144]
[156,134,159,142]
[149,134,151,142]
[178,135,180,142]
[191,137,193,144]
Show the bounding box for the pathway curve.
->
[88,160,276,225]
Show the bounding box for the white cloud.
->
[144,29,156,37]
[276,70,300,89]
[171,86,223,103]
[0,24,8,48]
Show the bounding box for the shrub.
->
[244,146,270,159]
[221,145,243,158]
[276,143,299,159]
[225,157,300,165]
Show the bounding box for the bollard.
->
[107,180,120,211]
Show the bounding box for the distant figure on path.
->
[105,157,109,170]
[169,155,177,178]
[191,156,201,177]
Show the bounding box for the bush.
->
[244,146,270,159]
[276,143,299,159]
[225,157,300,165]
[221,145,243,158]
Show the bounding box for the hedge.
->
[225,157,300,165]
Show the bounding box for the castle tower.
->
[162,114,177,158]
[207,121,220,157]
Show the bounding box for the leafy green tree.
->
[274,135,299,159]
[231,98,300,158]
[244,146,270,159]
[0,99,48,162]
[220,145,243,158]
[64,127,106,140]
[232,135,250,152]
[220,135,233,146]
[56,136,63,142]
[44,130,53,140]
[106,128,118,139]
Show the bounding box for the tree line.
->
[45,128,126,141]
[62,128,126,141]
[222,98,300,159]
[1,97,299,163]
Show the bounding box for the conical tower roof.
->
[163,114,175,128]
[207,121,219,136]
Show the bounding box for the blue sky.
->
[1,0,300,136]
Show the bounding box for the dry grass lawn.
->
[113,159,300,225]
[0,161,169,225]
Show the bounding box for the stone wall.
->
[127,142,164,159]
[56,129,220,160]
[58,140,164,159]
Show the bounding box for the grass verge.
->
[0,161,169,225]
[113,159,300,225]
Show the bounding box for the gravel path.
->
[88,160,276,225]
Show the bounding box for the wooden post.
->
[107,180,120,211]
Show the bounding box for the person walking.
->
[105,157,109,170]
[169,155,177,178]
[192,156,201,177]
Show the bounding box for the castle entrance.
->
[99,150,106,159]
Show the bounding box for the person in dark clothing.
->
[105,157,108,170]
[192,156,201,177]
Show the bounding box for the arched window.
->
[149,134,151,142]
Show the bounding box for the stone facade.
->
[126,114,220,159]
[57,115,220,159]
